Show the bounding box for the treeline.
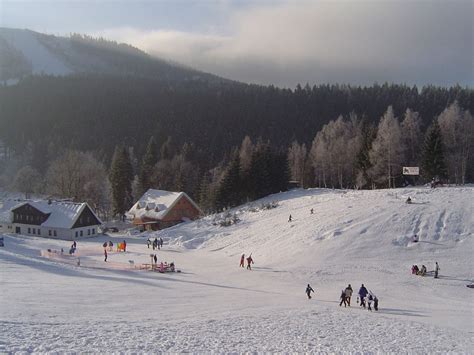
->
[0,76,472,172]
[0,76,472,216]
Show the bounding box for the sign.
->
[402,167,419,175]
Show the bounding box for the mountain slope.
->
[0,28,224,83]
[0,186,472,352]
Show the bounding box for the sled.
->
[466,284,474,288]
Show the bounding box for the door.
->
[15,226,21,234]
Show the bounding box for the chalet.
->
[0,199,102,240]
[127,189,202,231]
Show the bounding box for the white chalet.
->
[0,199,102,240]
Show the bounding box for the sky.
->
[0,0,472,88]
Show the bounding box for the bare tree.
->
[369,106,404,188]
[13,165,42,198]
[288,140,307,187]
[310,114,362,188]
[438,102,474,184]
[239,136,254,173]
[401,108,422,166]
[46,150,109,208]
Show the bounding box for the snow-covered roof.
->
[0,199,23,223]
[1,199,102,229]
[127,189,200,220]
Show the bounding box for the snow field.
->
[0,186,473,353]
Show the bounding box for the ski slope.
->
[0,186,473,353]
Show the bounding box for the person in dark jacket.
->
[306,284,315,299]
[344,284,353,306]
[339,290,347,307]
[434,262,440,278]
[246,255,254,270]
[104,249,108,262]
[358,284,368,308]
[373,295,379,311]
[160,237,163,248]
[123,240,127,252]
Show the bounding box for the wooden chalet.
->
[127,189,202,231]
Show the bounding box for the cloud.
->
[94,1,473,87]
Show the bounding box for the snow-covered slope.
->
[0,186,473,352]
[0,28,223,84]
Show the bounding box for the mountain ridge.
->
[0,27,227,84]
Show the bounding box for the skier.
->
[339,290,347,307]
[306,284,315,299]
[246,255,254,270]
[434,262,440,278]
[344,284,353,306]
[153,238,157,250]
[104,249,108,262]
[310,208,314,214]
[358,284,368,308]
[240,254,245,268]
[288,214,292,222]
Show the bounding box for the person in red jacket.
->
[240,254,245,268]
[246,255,254,270]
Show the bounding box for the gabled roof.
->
[6,199,102,229]
[128,189,202,220]
[0,199,23,223]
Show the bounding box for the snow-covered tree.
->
[437,102,474,184]
[14,165,42,198]
[47,150,109,208]
[109,146,134,217]
[401,108,422,166]
[287,140,307,187]
[369,106,404,188]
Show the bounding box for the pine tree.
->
[138,136,158,196]
[215,151,242,210]
[422,120,447,181]
[109,146,134,218]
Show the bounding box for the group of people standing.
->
[239,254,254,270]
[339,284,378,311]
[147,237,163,250]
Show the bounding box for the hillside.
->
[0,28,223,84]
[0,186,472,352]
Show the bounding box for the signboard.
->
[402,167,419,175]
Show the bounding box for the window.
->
[92,228,95,235]
[28,228,31,234]
[38,229,41,236]
[49,230,51,236]
[32,228,36,234]
[87,229,90,235]
[80,230,83,237]
[53,230,57,237]
[75,231,78,238]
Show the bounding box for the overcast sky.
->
[1,0,472,88]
